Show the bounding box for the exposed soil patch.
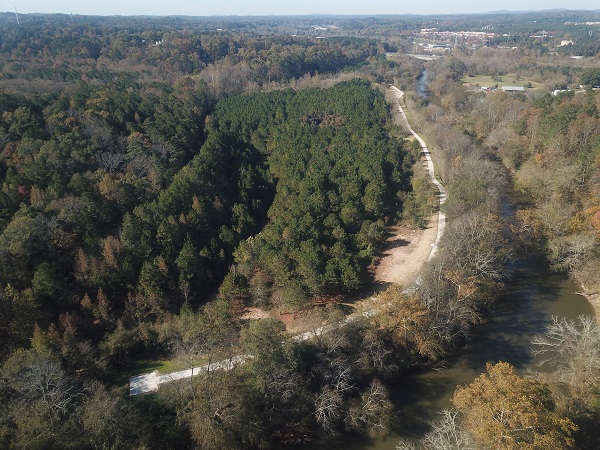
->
[240,307,272,320]
[373,218,436,287]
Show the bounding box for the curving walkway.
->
[129,307,386,395]
[129,85,447,396]
[389,86,446,260]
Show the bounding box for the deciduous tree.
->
[452,362,577,449]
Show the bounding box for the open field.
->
[462,74,542,89]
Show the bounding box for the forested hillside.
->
[0,74,411,360]
[3,9,598,450]
[214,81,411,304]
[0,11,428,446]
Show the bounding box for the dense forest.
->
[1,10,600,450]
[0,73,414,351]
[0,12,425,448]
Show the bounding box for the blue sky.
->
[4,0,599,16]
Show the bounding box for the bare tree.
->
[417,260,471,350]
[2,350,81,426]
[547,233,596,272]
[23,356,79,424]
[345,379,393,438]
[314,387,344,435]
[357,329,398,378]
[532,315,600,392]
[421,409,473,450]
[97,151,126,173]
[265,367,304,407]
[441,212,510,281]
[396,439,417,450]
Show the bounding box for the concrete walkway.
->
[129,308,386,395]
[389,86,447,260]
[129,354,250,396]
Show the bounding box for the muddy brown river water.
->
[305,260,594,450]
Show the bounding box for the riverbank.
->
[578,288,600,322]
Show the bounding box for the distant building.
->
[501,86,525,92]
[420,43,451,52]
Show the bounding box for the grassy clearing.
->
[462,74,542,89]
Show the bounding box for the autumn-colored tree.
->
[373,285,439,361]
[452,362,577,449]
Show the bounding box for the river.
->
[305,70,595,449]
[417,69,430,100]
[306,265,594,450]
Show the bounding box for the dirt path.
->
[375,87,445,286]
[390,86,447,261]
[374,219,437,286]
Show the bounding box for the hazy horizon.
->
[4,1,600,17]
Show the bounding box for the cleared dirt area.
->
[374,216,437,286]
[239,213,439,334]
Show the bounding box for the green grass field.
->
[462,74,542,89]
